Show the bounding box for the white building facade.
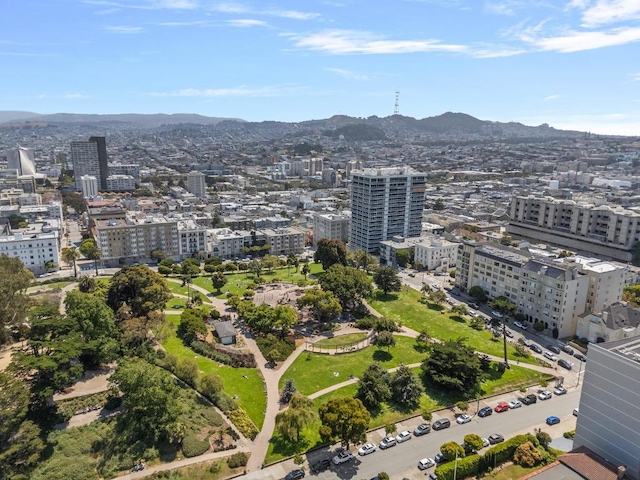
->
[80,175,99,198]
[313,212,349,247]
[0,231,60,275]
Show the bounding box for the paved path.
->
[58,282,78,315]
[53,365,115,401]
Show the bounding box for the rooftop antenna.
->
[394,91,400,115]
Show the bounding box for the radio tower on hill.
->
[394,91,400,115]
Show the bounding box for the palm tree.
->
[61,246,81,278]
[84,245,102,276]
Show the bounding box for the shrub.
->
[373,317,398,332]
[216,393,239,413]
[563,430,575,439]
[435,454,482,480]
[377,473,389,480]
[182,434,210,458]
[227,452,249,468]
[190,340,256,368]
[256,334,295,361]
[354,315,377,330]
[202,408,223,427]
[534,321,545,332]
[226,409,259,440]
[470,317,485,330]
[482,433,537,469]
[513,441,543,468]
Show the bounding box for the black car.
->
[530,344,543,354]
[546,345,562,354]
[558,359,573,370]
[574,353,587,362]
[488,434,505,444]
[414,423,431,436]
[432,418,451,430]
[310,459,331,473]
[478,406,493,418]
[561,345,575,355]
[521,394,537,405]
[285,470,305,480]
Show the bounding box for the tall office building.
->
[350,167,426,253]
[8,147,37,176]
[186,171,206,198]
[70,136,109,191]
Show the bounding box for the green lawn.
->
[369,288,539,365]
[165,281,211,303]
[28,281,73,292]
[314,333,368,348]
[279,335,425,396]
[483,463,541,480]
[159,317,266,429]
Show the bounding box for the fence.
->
[305,331,376,355]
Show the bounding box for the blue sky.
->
[2,0,639,134]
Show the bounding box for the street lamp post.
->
[502,319,509,369]
[453,450,459,480]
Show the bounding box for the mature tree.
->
[175,358,199,387]
[314,239,348,270]
[248,259,262,277]
[150,250,166,262]
[319,264,373,308]
[353,249,378,273]
[64,290,119,366]
[262,254,279,274]
[440,441,465,461]
[420,283,432,297]
[280,378,298,404]
[78,275,96,293]
[395,249,411,268]
[463,433,484,453]
[297,288,342,322]
[373,317,398,333]
[416,329,431,347]
[374,331,396,351]
[468,286,487,303]
[109,358,181,442]
[119,311,164,351]
[61,246,81,278]
[622,285,640,307]
[0,419,44,479]
[286,253,299,275]
[488,296,517,317]
[301,263,310,278]
[318,397,371,449]
[421,338,483,394]
[79,238,101,275]
[211,272,228,294]
[107,265,172,318]
[513,441,543,467]
[390,365,424,408]
[61,191,87,214]
[429,289,447,305]
[374,266,402,295]
[534,428,552,449]
[181,260,201,277]
[451,304,468,316]
[272,305,298,339]
[0,254,33,344]
[199,373,223,402]
[356,363,391,409]
[275,393,316,442]
[177,308,208,344]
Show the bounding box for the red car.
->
[494,402,509,413]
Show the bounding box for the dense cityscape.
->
[0,111,639,480]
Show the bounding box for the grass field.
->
[165,281,211,303]
[159,315,266,429]
[27,281,73,292]
[482,463,541,479]
[279,335,426,396]
[314,333,368,348]
[369,287,539,365]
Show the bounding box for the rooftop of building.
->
[515,195,640,216]
[599,334,640,364]
[476,242,531,266]
[353,166,424,177]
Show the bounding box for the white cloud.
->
[66,93,89,99]
[227,19,268,27]
[580,0,640,27]
[285,29,467,54]
[485,2,517,15]
[630,72,640,81]
[566,0,591,8]
[324,67,370,80]
[159,20,211,26]
[544,94,561,101]
[150,84,306,97]
[517,25,640,52]
[212,3,319,20]
[104,25,143,33]
[468,46,527,57]
[84,0,197,10]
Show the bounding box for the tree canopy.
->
[314,239,347,270]
[390,365,424,409]
[421,338,483,394]
[374,266,401,295]
[0,254,34,344]
[319,264,373,308]
[356,363,391,409]
[107,265,172,318]
[318,396,370,449]
[297,288,342,322]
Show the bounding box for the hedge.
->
[435,454,482,480]
[482,433,538,469]
[227,452,249,468]
[190,340,256,368]
[182,434,210,458]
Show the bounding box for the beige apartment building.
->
[507,195,640,262]
[313,212,349,247]
[263,227,305,256]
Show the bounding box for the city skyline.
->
[2,0,640,135]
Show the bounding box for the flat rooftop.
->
[600,335,640,365]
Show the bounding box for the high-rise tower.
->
[70,136,109,191]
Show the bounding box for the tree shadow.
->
[372,350,393,362]
[374,291,399,302]
[449,315,466,323]
[268,434,311,458]
[413,343,430,354]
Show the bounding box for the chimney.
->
[617,466,626,480]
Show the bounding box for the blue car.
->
[546,416,560,425]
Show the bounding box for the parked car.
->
[488,434,505,444]
[332,451,353,465]
[456,414,472,424]
[358,443,376,456]
[379,436,397,449]
[434,453,445,464]
[310,458,331,473]
[574,353,587,362]
[530,344,543,354]
[418,458,436,470]
[558,359,573,370]
[561,345,575,355]
[513,321,525,329]
[428,474,439,480]
[522,394,538,405]
[478,406,493,418]
[554,386,567,396]
[491,310,504,319]
[546,416,561,425]
[508,400,522,409]
[414,423,431,436]
[573,408,579,416]
[285,469,305,480]
[396,431,412,443]
[538,391,552,400]
[481,437,490,448]
[494,402,509,413]
[543,351,558,361]
[546,345,561,354]
[432,418,451,430]
[470,303,480,309]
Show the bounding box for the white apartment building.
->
[106,174,136,192]
[313,212,349,247]
[350,167,426,253]
[80,175,98,198]
[108,163,140,181]
[456,242,589,338]
[177,220,207,259]
[507,195,640,262]
[576,303,640,344]
[0,231,60,275]
[187,171,206,198]
[263,227,305,256]
[95,215,180,266]
[414,236,458,271]
[208,229,252,260]
[568,258,628,314]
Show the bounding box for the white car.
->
[554,386,567,396]
[481,437,490,448]
[396,431,412,443]
[508,400,522,409]
[332,450,354,465]
[538,390,552,401]
[543,351,558,362]
[379,436,397,449]
[358,443,376,456]
[573,407,579,416]
[418,458,436,470]
[456,414,472,424]
[491,310,504,318]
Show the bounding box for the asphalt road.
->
[307,388,580,480]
